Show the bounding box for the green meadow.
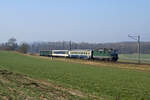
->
[0,51,150,100]
[119,54,150,64]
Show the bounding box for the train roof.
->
[52,50,69,51]
[70,49,91,51]
[94,48,115,50]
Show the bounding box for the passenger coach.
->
[51,50,69,57]
[69,50,92,59]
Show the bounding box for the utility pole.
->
[69,40,72,50]
[137,35,141,64]
[128,34,141,64]
[62,41,65,49]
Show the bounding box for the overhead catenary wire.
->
[128,34,141,64]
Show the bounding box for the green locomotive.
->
[92,48,118,61]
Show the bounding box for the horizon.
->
[1,37,150,44]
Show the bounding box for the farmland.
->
[0,51,150,100]
[119,54,150,64]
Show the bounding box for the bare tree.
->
[7,38,18,50]
[18,43,29,54]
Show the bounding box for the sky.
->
[0,0,150,43]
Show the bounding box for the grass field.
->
[0,69,83,100]
[0,51,150,100]
[119,54,150,64]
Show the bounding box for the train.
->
[40,48,118,61]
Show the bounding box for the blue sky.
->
[0,0,150,43]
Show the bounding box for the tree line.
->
[0,38,150,54]
[0,38,29,54]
